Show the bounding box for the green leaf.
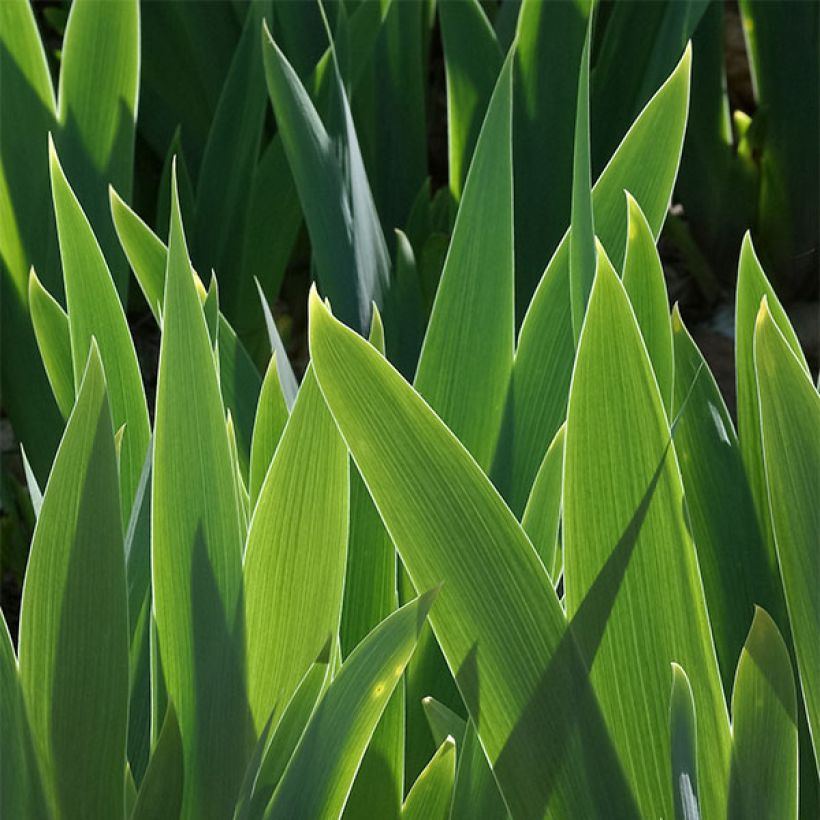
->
[309,287,640,818]
[521,422,565,580]
[18,344,128,819]
[669,663,699,820]
[50,138,149,522]
[728,607,798,819]
[0,0,63,480]
[512,0,591,315]
[342,313,403,820]
[248,354,289,509]
[247,651,331,818]
[401,737,456,820]
[256,279,298,408]
[414,53,514,469]
[735,234,809,559]
[450,720,508,820]
[131,705,184,820]
[57,0,139,299]
[671,306,781,692]
[262,20,389,334]
[244,366,348,731]
[591,2,706,175]
[438,0,502,201]
[563,250,730,818]
[28,268,74,420]
[110,187,261,474]
[494,44,692,514]
[422,697,467,748]
[1,613,48,819]
[152,171,249,818]
[754,300,820,769]
[266,590,437,820]
[20,444,43,520]
[569,17,595,344]
[192,4,268,322]
[622,193,673,412]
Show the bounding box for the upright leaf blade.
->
[414,54,514,469]
[57,0,139,299]
[244,367,348,731]
[563,252,730,818]
[401,737,456,820]
[754,301,820,768]
[728,607,798,819]
[18,345,128,819]
[494,45,692,514]
[266,591,436,820]
[152,171,249,818]
[50,139,149,521]
[309,288,640,819]
[669,664,699,820]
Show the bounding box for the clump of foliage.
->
[1,1,817,819]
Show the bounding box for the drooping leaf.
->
[754,300,820,768]
[50,138,149,522]
[18,344,128,819]
[728,607,798,819]
[152,171,249,818]
[414,53,514,469]
[669,663,699,820]
[244,366,348,731]
[265,590,437,820]
[401,737,456,820]
[28,268,74,420]
[309,287,640,818]
[563,250,730,818]
[622,193,673,412]
[494,45,692,515]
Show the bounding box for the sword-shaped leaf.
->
[728,607,798,819]
[18,345,128,819]
[152,171,249,817]
[754,301,820,767]
[309,287,640,818]
[265,591,436,820]
[401,737,456,820]
[563,250,730,818]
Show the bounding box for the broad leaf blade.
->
[754,301,820,769]
[50,139,149,521]
[244,367,348,731]
[18,345,128,819]
[401,737,456,820]
[414,53,514,469]
[309,288,639,818]
[728,607,798,819]
[152,172,249,817]
[266,591,436,820]
[563,251,730,817]
[495,45,692,514]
